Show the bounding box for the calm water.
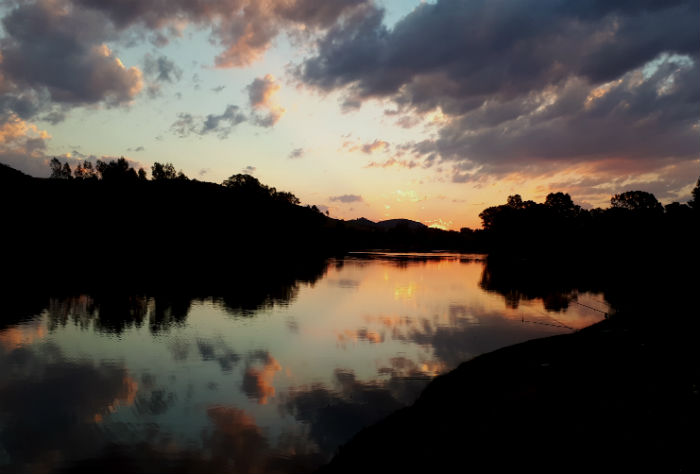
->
[0,253,609,473]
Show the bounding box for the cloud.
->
[366,157,417,169]
[342,138,391,154]
[171,105,246,139]
[0,0,369,125]
[329,194,363,203]
[288,147,305,159]
[0,0,143,121]
[0,114,51,176]
[361,139,389,154]
[545,159,700,207]
[142,53,182,97]
[240,351,281,405]
[143,54,182,83]
[423,218,453,231]
[393,189,423,203]
[72,0,370,67]
[194,338,241,372]
[242,165,256,175]
[247,74,285,127]
[202,105,247,136]
[297,0,700,194]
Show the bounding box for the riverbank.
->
[319,308,700,473]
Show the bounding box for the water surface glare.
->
[0,254,608,473]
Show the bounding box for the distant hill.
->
[347,217,428,230]
[375,218,428,230]
[0,162,32,181]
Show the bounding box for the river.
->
[0,253,609,473]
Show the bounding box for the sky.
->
[1,0,698,229]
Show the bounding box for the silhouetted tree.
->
[138,168,148,180]
[664,202,692,219]
[507,194,524,209]
[49,157,61,178]
[689,178,699,211]
[223,174,270,195]
[151,162,177,180]
[276,191,301,205]
[61,163,72,179]
[96,157,138,181]
[73,160,97,180]
[49,157,72,179]
[545,192,580,217]
[610,191,663,214]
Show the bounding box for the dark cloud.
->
[297,0,700,192]
[0,0,142,120]
[277,0,368,28]
[170,113,198,137]
[171,105,246,139]
[300,1,697,102]
[329,194,363,203]
[202,105,247,136]
[195,338,241,372]
[143,54,183,83]
[40,108,69,125]
[431,57,700,176]
[288,147,304,159]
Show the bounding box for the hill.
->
[346,217,428,231]
[0,162,32,181]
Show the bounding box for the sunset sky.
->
[1,0,698,229]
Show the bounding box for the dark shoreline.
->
[318,302,700,473]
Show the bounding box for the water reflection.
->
[0,254,610,473]
[282,369,410,455]
[0,340,137,473]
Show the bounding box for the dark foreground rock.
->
[319,312,700,473]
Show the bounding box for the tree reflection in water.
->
[0,254,613,473]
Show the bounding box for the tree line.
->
[48,157,305,207]
[468,180,699,257]
[49,157,185,182]
[23,157,700,257]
